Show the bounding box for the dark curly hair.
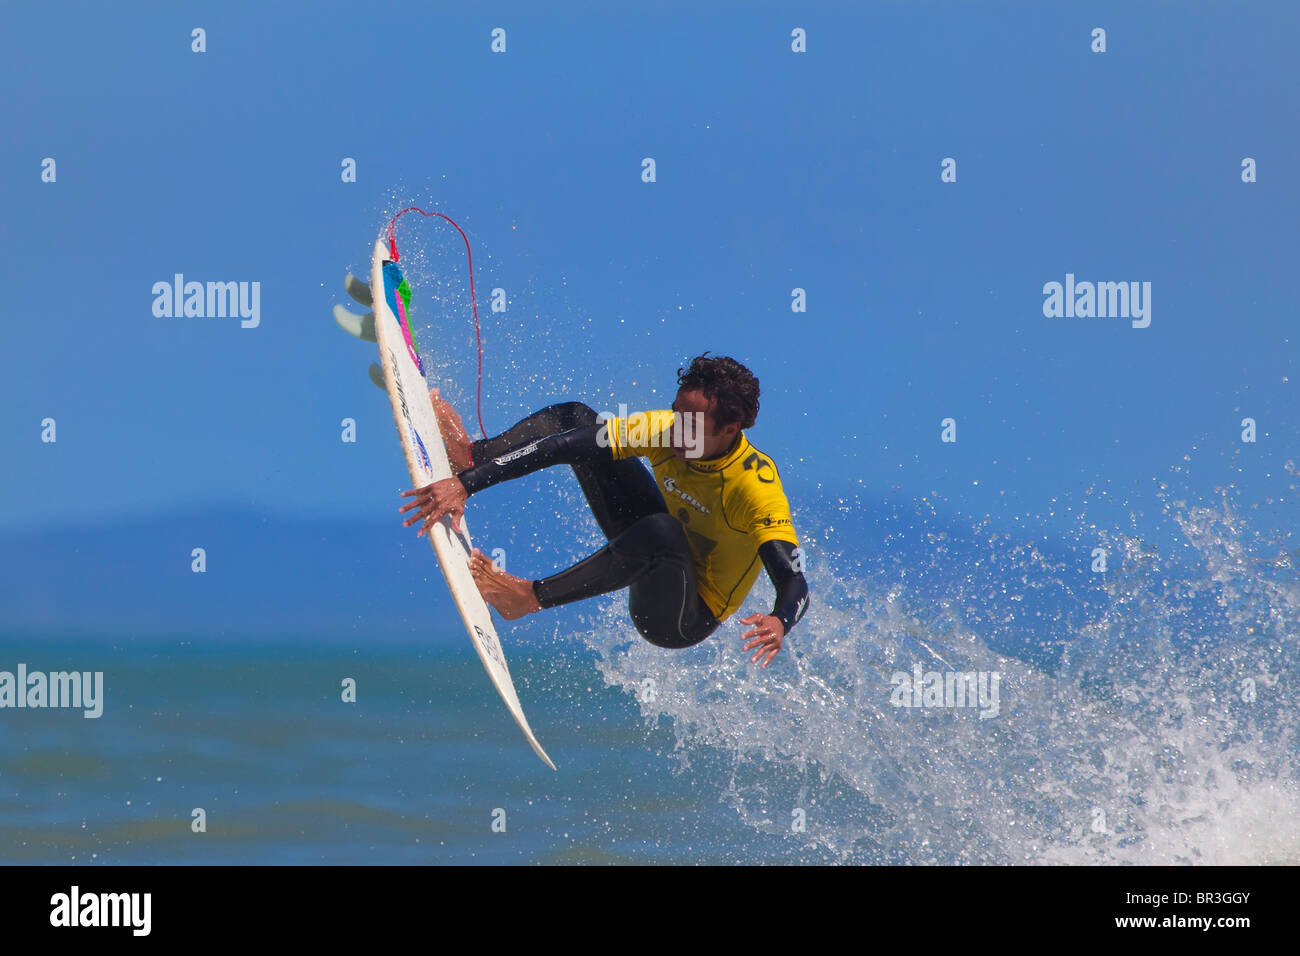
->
[676,353,760,430]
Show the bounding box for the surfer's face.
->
[671,388,739,460]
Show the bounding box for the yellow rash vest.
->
[602,409,799,621]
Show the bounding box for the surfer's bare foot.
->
[430,387,474,473]
[469,548,542,620]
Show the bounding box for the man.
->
[399,354,808,667]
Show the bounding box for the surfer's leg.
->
[471,402,667,540]
[429,388,473,473]
[569,456,666,541]
[533,512,720,649]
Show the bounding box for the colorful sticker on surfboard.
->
[382,260,425,376]
[409,424,433,477]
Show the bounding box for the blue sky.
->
[2,1,1296,546]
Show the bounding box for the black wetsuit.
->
[459,402,809,649]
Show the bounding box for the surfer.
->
[399,355,809,666]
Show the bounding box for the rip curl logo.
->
[493,440,541,465]
[663,477,709,514]
[742,452,776,483]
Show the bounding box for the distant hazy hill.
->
[0,480,1111,662]
[0,504,464,644]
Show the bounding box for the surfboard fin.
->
[334,303,377,342]
[336,273,399,391]
[345,272,373,307]
[336,273,411,343]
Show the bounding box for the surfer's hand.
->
[399,477,467,535]
[740,613,785,668]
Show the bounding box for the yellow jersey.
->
[603,410,799,621]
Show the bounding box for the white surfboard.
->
[366,237,556,770]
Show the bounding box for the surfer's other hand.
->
[399,477,467,535]
[739,613,785,668]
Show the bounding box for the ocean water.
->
[2,470,1297,865]
[0,641,763,865]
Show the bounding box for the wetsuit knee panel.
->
[630,596,716,650]
[618,511,685,556]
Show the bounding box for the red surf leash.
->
[386,207,487,439]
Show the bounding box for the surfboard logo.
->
[390,350,414,426]
[409,426,432,476]
[474,624,506,669]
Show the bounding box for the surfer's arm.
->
[759,539,809,636]
[740,540,807,666]
[739,473,806,638]
[457,423,609,495]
